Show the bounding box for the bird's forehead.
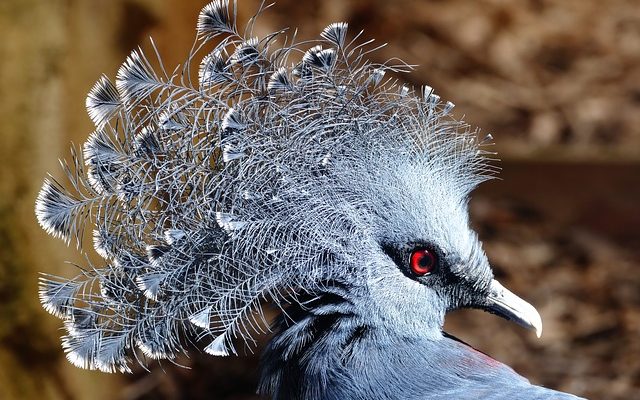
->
[370,160,474,244]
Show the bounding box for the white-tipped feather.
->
[197,0,233,36]
[221,107,246,131]
[189,306,213,329]
[136,273,165,301]
[222,145,246,162]
[92,228,119,259]
[164,229,186,245]
[215,212,247,232]
[35,178,79,243]
[320,22,348,47]
[268,67,293,92]
[199,50,230,86]
[135,338,175,360]
[95,337,132,374]
[302,46,336,71]
[423,85,433,99]
[115,49,160,102]
[204,333,230,356]
[442,100,455,116]
[61,329,103,370]
[86,75,120,129]
[369,68,386,86]
[38,278,79,318]
[231,37,260,65]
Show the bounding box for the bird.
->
[34,1,584,399]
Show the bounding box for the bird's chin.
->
[479,279,543,338]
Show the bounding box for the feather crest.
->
[36,2,497,375]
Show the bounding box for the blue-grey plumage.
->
[34,1,585,398]
[260,289,583,400]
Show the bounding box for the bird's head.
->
[359,157,542,339]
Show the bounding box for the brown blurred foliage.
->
[0,0,638,399]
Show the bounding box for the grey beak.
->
[484,279,543,338]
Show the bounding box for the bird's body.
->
[35,1,584,399]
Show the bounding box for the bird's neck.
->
[258,284,445,400]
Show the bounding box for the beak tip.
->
[528,302,543,338]
[533,314,543,339]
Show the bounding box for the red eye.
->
[410,248,436,276]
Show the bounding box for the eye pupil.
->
[410,248,435,276]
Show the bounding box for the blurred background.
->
[0,0,638,399]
